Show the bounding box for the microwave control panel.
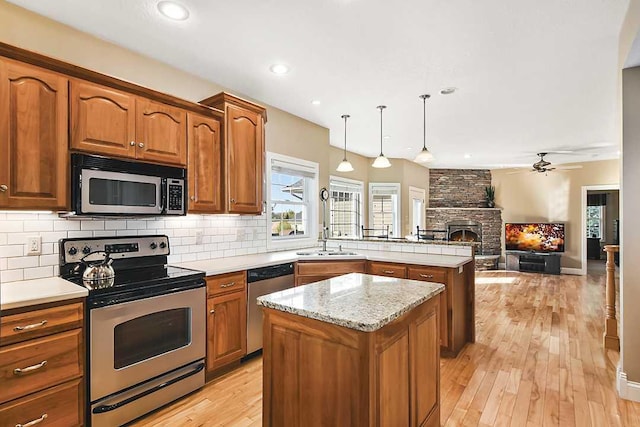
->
[166,179,185,214]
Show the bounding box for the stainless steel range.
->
[59,235,205,427]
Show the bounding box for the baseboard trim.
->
[560,267,583,275]
[618,367,640,402]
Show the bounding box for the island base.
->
[262,296,441,427]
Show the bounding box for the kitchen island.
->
[257,273,444,427]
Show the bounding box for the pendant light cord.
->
[341,114,350,159]
[377,105,386,156]
[423,96,427,150]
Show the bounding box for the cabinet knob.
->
[138,142,145,148]
[0,184,7,192]
[190,196,196,201]
[130,141,136,146]
[209,309,215,314]
[230,198,235,203]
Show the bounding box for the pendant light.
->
[336,114,354,172]
[414,94,434,163]
[372,105,391,168]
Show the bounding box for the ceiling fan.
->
[508,153,583,175]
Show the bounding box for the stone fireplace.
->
[427,169,502,269]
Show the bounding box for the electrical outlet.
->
[236,228,245,240]
[27,236,41,255]
[195,229,204,245]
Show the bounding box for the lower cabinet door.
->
[207,291,247,371]
[0,379,83,427]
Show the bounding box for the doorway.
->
[582,185,620,275]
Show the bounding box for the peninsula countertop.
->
[256,272,445,332]
[177,249,472,276]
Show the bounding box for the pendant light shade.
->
[336,114,354,172]
[372,105,391,168]
[414,94,434,164]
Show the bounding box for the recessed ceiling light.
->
[270,64,290,75]
[311,100,321,105]
[440,87,457,95]
[157,1,190,20]
[407,147,413,150]
[383,135,391,140]
[464,153,472,159]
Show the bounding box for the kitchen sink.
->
[327,251,359,256]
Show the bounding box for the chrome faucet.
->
[322,226,328,252]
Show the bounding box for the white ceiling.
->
[9,0,629,169]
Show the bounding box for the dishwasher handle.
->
[247,263,294,283]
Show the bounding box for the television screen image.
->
[505,223,565,253]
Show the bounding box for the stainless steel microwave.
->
[71,154,186,216]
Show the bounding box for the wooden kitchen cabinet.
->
[262,289,440,426]
[70,80,136,158]
[205,272,247,375]
[295,260,366,286]
[0,299,85,426]
[187,112,224,213]
[0,59,68,210]
[70,80,187,166]
[367,261,407,278]
[200,92,266,214]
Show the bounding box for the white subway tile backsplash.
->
[81,220,105,231]
[8,256,39,269]
[1,269,24,282]
[0,213,293,283]
[0,245,24,257]
[54,221,80,231]
[441,246,457,256]
[24,221,54,232]
[23,266,54,280]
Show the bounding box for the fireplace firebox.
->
[446,220,482,254]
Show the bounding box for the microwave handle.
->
[160,178,167,214]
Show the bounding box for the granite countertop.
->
[177,249,472,276]
[256,273,445,332]
[1,277,88,311]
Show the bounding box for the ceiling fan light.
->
[414,147,434,163]
[372,155,392,168]
[336,159,354,172]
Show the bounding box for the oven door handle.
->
[92,362,205,414]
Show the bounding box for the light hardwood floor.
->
[133,270,640,426]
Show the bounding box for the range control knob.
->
[150,242,158,250]
[68,246,78,256]
[82,246,91,255]
[159,242,167,249]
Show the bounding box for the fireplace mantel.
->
[426,207,502,211]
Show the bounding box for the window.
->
[587,205,605,240]
[329,176,363,238]
[266,152,318,249]
[369,183,401,237]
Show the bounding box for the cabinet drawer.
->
[0,329,83,404]
[1,302,83,347]
[407,266,447,284]
[296,261,366,276]
[367,262,407,278]
[0,378,83,427]
[206,271,246,297]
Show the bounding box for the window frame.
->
[368,182,401,238]
[329,175,364,239]
[266,152,319,250]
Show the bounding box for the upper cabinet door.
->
[187,113,223,213]
[0,59,68,210]
[226,105,264,214]
[69,80,136,158]
[136,98,187,166]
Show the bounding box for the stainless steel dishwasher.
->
[246,263,295,355]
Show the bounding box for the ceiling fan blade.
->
[506,169,536,175]
[555,165,583,170]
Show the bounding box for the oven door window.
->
[113,308,191,369]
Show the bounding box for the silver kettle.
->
[79,251,115,289]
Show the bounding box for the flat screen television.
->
[505,223,565,253]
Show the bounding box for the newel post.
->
[603,245,620,351]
